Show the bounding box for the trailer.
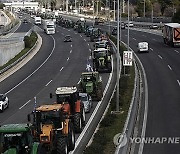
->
[34,16,41,25]
[42,19,55,34]
[163,23,180,47]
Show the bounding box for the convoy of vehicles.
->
[42,19,55,34]
[163,23,180,47]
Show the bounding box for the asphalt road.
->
[0,14,114,153]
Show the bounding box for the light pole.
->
[113,0,116,21]
[143,0,145,17]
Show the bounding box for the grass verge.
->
[0,32,38,71]
[84,36,135,154]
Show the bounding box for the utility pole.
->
[127,0,129,50]
[144,0,145,17]
[66,0,68,12]
[122,0,125,13]
[96,0,99,16]
[75,0,77,11]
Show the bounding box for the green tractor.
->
[92,48,112,73]
[78,72,103,101]
[0,123,44,154]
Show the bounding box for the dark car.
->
[23,18,28,23]
[64,35,72,42]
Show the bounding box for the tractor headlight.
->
[41,136,49,142]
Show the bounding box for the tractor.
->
[0,123,44,154]
[51,87,86,133]
[92,48,112,73]
[78,72,103,101]
[90,28,101,42]
[28,104,75,154]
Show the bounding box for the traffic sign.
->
[123,51,133,66]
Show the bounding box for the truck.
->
[163,23,180,47]
[34,16,41,25]
[42,20,55,34]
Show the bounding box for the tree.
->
[0,3,5,9]
[172,8,180,22]
[158,0,172,15]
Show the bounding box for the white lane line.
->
[63,28,65,29]
[87,43,90,46]
[67,57,70,61]
[84,38,86,41]
[89,49,91,52]
[60,67,64,71]
[168,65,172,70]
[5,35,56,95]
[71,44,72,47]
[70,50,72,53]
[152,38,156,41]
[19,100,31,109]
[142,35,146,37]
[45,80,52,86]
[158,55,163,59]
[150,48,153,51]
[175,50,179,53]
[75,33,77,34]
[125,34,127,37]
[77,79,81,84]
[80,35,82,37]
[132,38,136,40]
[177,80,180,87]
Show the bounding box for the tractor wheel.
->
[107,63,112,73]
[80,102,86,126]
[68,122,75,151]
[74,113,82,133]
[57,137,68,154]
[37,144,47,154]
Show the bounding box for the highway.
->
[0,14,116,154]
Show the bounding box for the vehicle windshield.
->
[38,110,60,123]
[0,95,4,101]
[95,51,106,57]
[47,25,54,28]
[56,94,71,103]
[80,96,88,101]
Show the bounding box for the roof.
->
[165,23,180,28]
[56,87,77,95]
[94,48,108,52]
[36,104,63,111]
[0,124,31,133]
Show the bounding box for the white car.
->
[0,94,9,112]
[126,21,134,27]
[137,42,149,53]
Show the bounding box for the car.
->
[79,93,92,113]
[0,94,9,112]
[121,22,125,29]
[23,18,28,23]
[150,24,158,29]
[112,27,117,35]
[64,35,72,42]
[137,42,149,53]
[126,21,134,27]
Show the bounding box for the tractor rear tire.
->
[57,137,68,154]
[68,122,75,151]
[74,113,82,133]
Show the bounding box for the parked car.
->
[126,21,134,27]
[137,42,149,53]
[64,35,72,42]
[0,94,9,112]
[150,24,158,29]
[79,93,92,113]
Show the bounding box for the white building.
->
[4,2,39,11]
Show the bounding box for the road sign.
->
[123,51,133,66]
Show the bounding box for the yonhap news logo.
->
[113,133,180,147]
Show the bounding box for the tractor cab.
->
[0,124,41,154]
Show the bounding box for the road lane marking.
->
[158,55,163,59]
[19,100,31,109]
[150,48,153,51]
[87,43,90,46]
[175,50,179,53]
[132,38,136,40]
[80,35,82,37]
[45,80,52,86]
[152,38,156,41]
[84,38,86,41]
[75,32,77,34]
[5,35,56,95]
[77,79,81,84]
[89,49,91,52]
[177,80,180,87]
[60,67,64,71]
[67,57,70,61]
[71,44,72,47]
[168,65,172,70]
[142,35,146,37]
[70,50,72,53]
[68,29,70,31]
